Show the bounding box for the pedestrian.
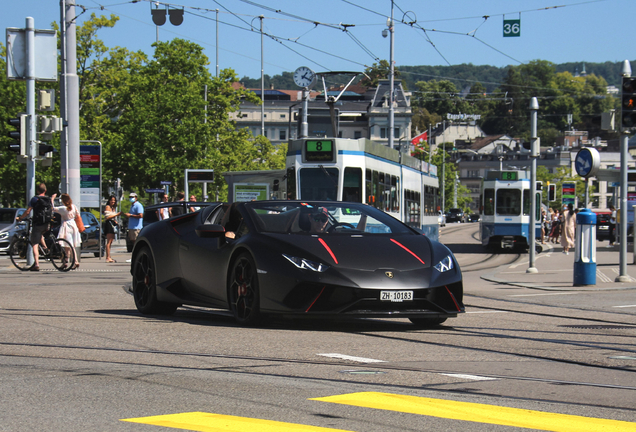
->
[189,195,200,212]
[50,193,82,269]
[171,191,186,216]
[15,182,52,271]
[560,204,576,255]
[540,209,548,244]
[124,193,144,247]
[550,209,561,243]
[103,195,121,263]
[608,205,616,247]
[156,192,171,220]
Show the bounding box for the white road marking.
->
[597,269,613,283]
[317,353,385,363]
[466,310,508,314]
[612,304,636,308]
[509,292,580,297]
[441,373,498,381]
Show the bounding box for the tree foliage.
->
[1,15,284,206]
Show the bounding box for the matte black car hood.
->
[263,233,432,270]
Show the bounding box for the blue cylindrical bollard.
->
[573,209,597,286]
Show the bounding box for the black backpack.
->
[32,195,53,225]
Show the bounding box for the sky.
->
[2,0,635,84]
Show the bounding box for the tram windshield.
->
[299,168,338,200]
[496,189,521,215]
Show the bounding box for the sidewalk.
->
[481,241,636,291]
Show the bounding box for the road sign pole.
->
[527,97,539,274]
[25,17,36,204]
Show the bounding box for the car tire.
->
[132,247,178,315]
[228,252,261,326]
[409,317,447,328]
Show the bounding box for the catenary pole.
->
[25,17,36,203]
[617,60,632,282]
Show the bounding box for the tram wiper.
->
[319,165,338,187]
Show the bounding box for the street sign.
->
[80,144,101,207]
[562,182,576,207]
[503,19,520,37]
[574,147,600,178]
[160,181,172,185]
[145,188,165,193]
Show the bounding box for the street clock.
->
[293,66,316,88]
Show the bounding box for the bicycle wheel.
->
[48,238,75,272]
[9,238,34,271]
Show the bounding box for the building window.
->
[280,114,286,119]
[279,130,286,140]
[394,128,400,139]
[354,131,362,139]
[380,128,387,139]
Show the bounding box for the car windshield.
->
[246,201,413,235]
[0,209,17,227]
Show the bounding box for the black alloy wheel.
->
[132,247,178,315]
[228,253,261,326]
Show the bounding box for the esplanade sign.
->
[447,113,481,121]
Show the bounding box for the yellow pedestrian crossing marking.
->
[310,392,636,432]
[121,412,354,431]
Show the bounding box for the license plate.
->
[380,291,413,302]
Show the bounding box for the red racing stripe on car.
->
[390,239,425,264]
[305,286,326,312]
[318,238,338,264]
[444,285,462,311]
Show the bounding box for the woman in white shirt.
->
[51,193,81,269]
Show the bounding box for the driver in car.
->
[309,207,329,233]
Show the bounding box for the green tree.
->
[360,60,400,88]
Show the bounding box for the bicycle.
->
[9,218,76,272]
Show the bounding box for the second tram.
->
[480,170,542,251]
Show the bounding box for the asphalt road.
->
[0,231,635,431]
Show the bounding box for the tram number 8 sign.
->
[304,139,335,162]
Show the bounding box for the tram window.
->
[496,189,521,216]
[286,167,296,200]
[344,167,362,202]
[523,190,530,216]
[373,170,380,208]
[365,169,373,205]
[484,189,494,215]
[299,168,338,200]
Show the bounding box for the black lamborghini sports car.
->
[130,201,464,327]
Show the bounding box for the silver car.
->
[0,208,27,253]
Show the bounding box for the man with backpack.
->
[16,182,53,271]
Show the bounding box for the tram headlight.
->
[434,255,454,273]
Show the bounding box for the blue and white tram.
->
[480,170,542,250]
[285,138,442,240]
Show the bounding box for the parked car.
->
[81,212,103,256]
[130,201,464,327]
[0,208,26,253]
[591,209,612,242]
[445,208,464,223]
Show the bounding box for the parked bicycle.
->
[9,218,76,272]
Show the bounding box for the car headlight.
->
[0,232,8,241]
[434,255,454,273]
[282,254,329,272]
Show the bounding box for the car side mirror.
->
[195,224,226,238]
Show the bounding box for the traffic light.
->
[38,143,54,156]
[621,76,636,128]
[7,114,27,155]
[548,184,556,201]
